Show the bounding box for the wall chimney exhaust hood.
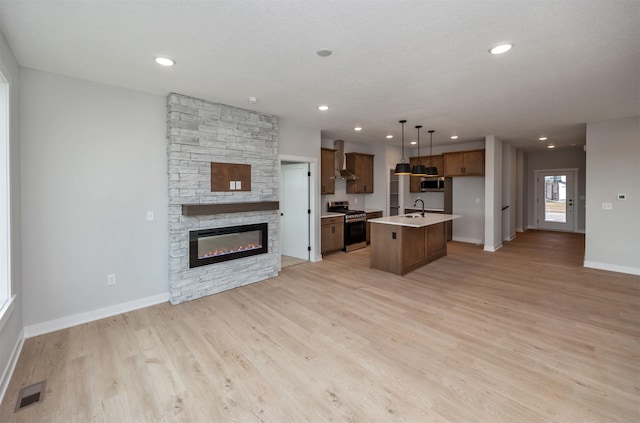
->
[333,140,357,180]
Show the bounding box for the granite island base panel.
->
[369,213,461,276]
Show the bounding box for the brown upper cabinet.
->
[409,155,444,192]
[443,150,485,176]
[320,148,336,195]
[346,152,374,194]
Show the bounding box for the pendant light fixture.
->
[425,130,438,176]
[411,125,427,176]
[394,120,411,175]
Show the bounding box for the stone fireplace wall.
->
[167,93,279,304]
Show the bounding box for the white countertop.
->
[321,212,345,218]
[369,213,461,228]
[364,209,383,214]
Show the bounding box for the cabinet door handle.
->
[332,226,335,234]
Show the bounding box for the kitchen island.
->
[368,213,461,275]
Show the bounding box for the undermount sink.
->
[402,214,423,218]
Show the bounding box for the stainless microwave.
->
[420,177,445,191]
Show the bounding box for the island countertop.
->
[369,213,461,228]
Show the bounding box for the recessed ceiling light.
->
[539,136,548,141]
[410,141,417,145]
[155,57,175,66]
[318,105,329,111]
[354,127,362,131]
[386,135,393,139]
[547,144,556,149]
[247,97,258,104]
[316,49,333,57]
[450,135,459,140]
[489,43,513,55]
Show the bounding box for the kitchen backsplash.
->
[406,191,445,211]
[321,178,367,210]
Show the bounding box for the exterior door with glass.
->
[535,170,577,232]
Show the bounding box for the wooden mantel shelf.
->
[182,201,280,216]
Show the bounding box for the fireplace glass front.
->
[189,223,268,268]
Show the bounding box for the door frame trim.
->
[278,154,320,267]
[533,168,579,232]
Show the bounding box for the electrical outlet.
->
[107,274,117,285]
[146,211,154,221]
[602,202,613,210]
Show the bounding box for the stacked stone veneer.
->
[167,93,279,305]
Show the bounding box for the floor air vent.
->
[14,380,46,412]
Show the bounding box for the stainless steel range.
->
[327,200,367,252]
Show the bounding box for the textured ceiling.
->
[0,0,638,151]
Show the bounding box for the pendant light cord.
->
[400,120,406,163]
[416,125,422,164]
[428,130,434,166]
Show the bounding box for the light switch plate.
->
[236,180,241,190]
[229,181,236,190]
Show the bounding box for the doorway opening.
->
[535,169,578,232]
[280,156,315,269]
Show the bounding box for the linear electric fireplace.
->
[189,223,268,268]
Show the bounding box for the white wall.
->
[516,150,528,231]
[0,30,23,403]
[502,143,516,241]
[20,69,169,327]
[484,135,503,251]
[527,149,586,231]
[279,117,321,159]
[584,116,640,275]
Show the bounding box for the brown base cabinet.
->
[443,150,485,176]
[370,221,447,276]
[321,216,344,254]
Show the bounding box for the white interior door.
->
[281,163,309,259]
[536,170,576,232]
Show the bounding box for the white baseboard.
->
[0,328,24,406]
[452,236,484,245]
[24,292,169,338]
[583,261,640,276]
[484,243,503,252]
[503,233,516,242]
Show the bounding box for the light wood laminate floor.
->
[1,231,638,422]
